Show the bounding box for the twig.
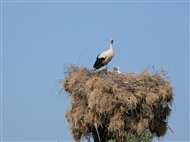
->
[77,53,83,65]
[167,123,174,133]
[94,122,101,142]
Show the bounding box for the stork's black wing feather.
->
[93,55,106,69]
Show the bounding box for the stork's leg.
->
[105,64,108,70]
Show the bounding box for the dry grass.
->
[63,64,174,141]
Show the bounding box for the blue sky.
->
[0,1,189,142]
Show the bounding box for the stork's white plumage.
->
[93,39,115,70]
[114,67,122,74]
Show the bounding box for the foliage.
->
[128,129,155,142]
[109,129,155,142]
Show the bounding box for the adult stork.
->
[93,39,115,70]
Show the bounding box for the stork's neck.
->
[110,42,113,50]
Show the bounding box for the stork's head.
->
[114,67,120,71]
[110,39,114,44]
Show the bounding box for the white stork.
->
[113,67,122,74]
[93,39,115,70]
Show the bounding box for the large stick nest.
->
[62,65,174,141]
